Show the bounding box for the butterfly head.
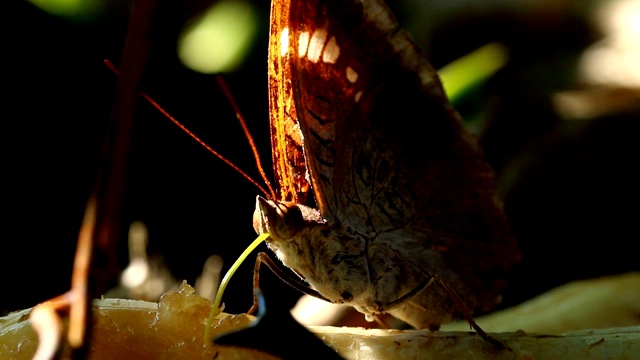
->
[253,196,325,243]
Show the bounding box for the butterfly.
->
[252,0,520,331]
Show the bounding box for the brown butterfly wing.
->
[271,0,519,325]
[268,0,310,204]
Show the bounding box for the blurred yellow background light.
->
[178,0,259,74]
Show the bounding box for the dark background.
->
[3,0,639,319]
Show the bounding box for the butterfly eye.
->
[262,200,303,240]
[274,201,303,224]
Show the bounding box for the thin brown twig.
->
[68,196,97,348]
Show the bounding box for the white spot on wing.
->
[298,31,309,58]
[280,27,290,57]
[322,36,340,63]
[346,66,358,83]
[307,28,327,63]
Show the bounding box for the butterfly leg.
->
[432,274,510,351]
[381,276,438,310]
[379,274,509,350]
[248,252,330,315]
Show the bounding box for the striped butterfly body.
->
[253,0,520,330]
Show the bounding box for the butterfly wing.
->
[268,0,310,204]
[270,0,520,327]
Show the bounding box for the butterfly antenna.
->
[216,75,277,200]
[104,60,271,198]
